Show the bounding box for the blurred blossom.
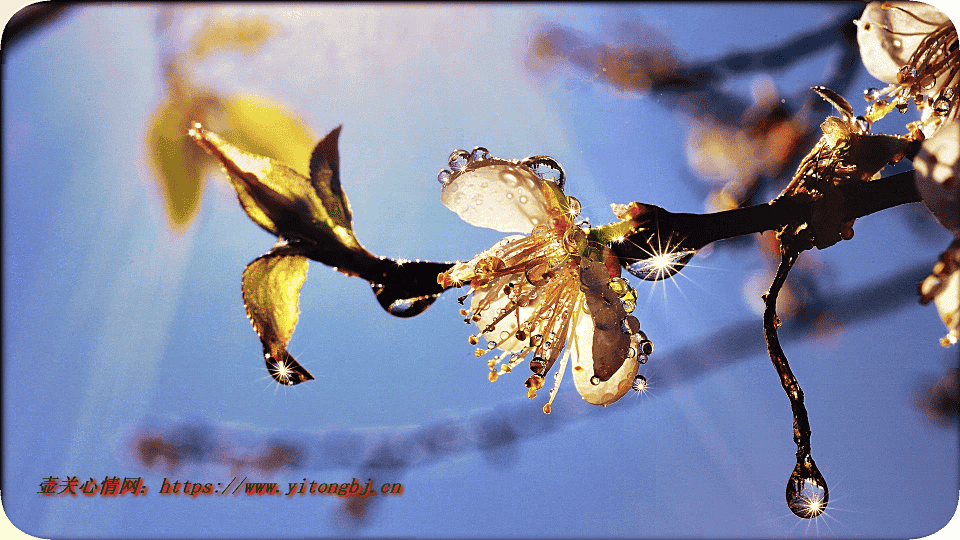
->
[915,369,960,425]
[528,23,684,95]
[914,119,960,235]
[689,78,808,211]
[919,239,960,346]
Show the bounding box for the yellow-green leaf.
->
[146,97,216,231]
[190,16,281,62]
[221,94,317,178]
[189,123,368,254]
[242,245,314,385]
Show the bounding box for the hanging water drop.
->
[448,149,471,172]
[864,87,880,102]
[639,337,654,356]
[626,249,696,281]
[620,316,641,335]
[632,375,647,393]
[786,465,829,519]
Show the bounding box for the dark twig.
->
[763,248,829,519]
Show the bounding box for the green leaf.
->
[220,94,317,178]
[190,16,281,62]
[189,123,368,254]
[242,244,314,386]
[146,96,217,230]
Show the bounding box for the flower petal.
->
[441,160,564,233]
[914,119,960,235]
[857,1,950,83]
[570,258,642,405]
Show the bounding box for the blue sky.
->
[3,3,959,538]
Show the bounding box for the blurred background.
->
[3,3,958,538]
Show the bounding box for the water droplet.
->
[864,87,880,102]
[943,87,955,100]
[855,115,871,132]
[515,329,527,341]
[487,341,497,350]
[566,196,581,218]
[896,65,915,84]
[499,330,511,341]
[529,356,546,375]
[607,277,630,297]
[632,374,647,393]
[896,100,909,114]
[501,171,519,187]
[470,146,491,162]
[922,75,937,90]
[892,38,903,50]
[530,334,543,346]
[437,169,453,186]
[525,260,552,287]
[625,250,696,281]
[589,375,600,385]
[519,195,528,204]
[639,338,654,356]
[621,298,636,314]
[786,465,829,519]
[448,149,470,172]
[620,316,641,335]
[520,156,566,190]
[638,354,648,364]
[934,97,951,115]
[506,192,514,200]
[474,256,505,276]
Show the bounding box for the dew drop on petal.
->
[470,146,491,162]
[519,195,528,204]
[934,97,951,116]
[437,169,453,186]
[525,260,552,286]
[448,149,471,172]
[589,375,600,386]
